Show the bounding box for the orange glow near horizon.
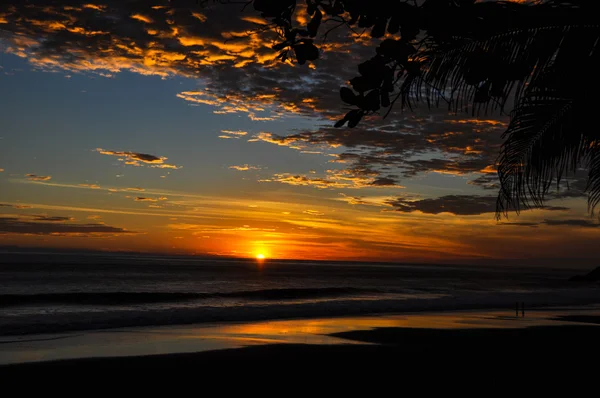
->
[1,195,596,264]
[1,2,598,267]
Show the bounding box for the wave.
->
[3,288,600,336]
[0,287,378,307]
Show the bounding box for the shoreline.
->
[2,305,600,367]
[4,295,600,337]
[2,323,600,377]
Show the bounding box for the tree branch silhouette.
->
[244,0,600,218]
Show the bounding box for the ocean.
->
[1,251,599,336]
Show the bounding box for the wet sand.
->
[2,307,599,379]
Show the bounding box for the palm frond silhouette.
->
[252,0,600,217]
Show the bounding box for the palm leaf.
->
[587,149,600,213]
[495,92,578,216]
[402,6,600,216]
[412,24,599,114]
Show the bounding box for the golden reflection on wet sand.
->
[1,306,599,365]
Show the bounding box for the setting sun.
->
[256,253,266,260]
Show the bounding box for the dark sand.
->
[2,324,598,382]
[552,315,600,325]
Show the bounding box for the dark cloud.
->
[0,217,134,235]
[387,195,498,216]
[386,195,572,216]
[551,177,589,200]
[95,149,181,169]
[369,177,397,187]
[544,219,600,228]
[255,115,506,187]
[134,196,168,202]
[1,1,514,189]
[468,174,589,200]
[540,206,570,211]
[468,174,500,190]
[499,222,540,227]
[33,215,75,222]
[0,203,33,209]
[25,174,52,181]
[260,170,404,190]
[500,219,600,228]
[0,0,365,120]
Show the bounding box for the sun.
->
[256,253,266,260]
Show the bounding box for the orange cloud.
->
[131,14,153,24]
[229,165,260,171]
[0,3,351,128]
[337,194,395,207]
[168,223,277,234]
[96,148,164,163]
[134,196,167,202]
[241,16,269,25]
[83,4,107,12]
[260,171,404,190]
[250,132,304,149]
[178,36,205,46]
[192,12,208,22]
[221,130,248,138]
[95,148,182,170]
[26,174,52,181]
[260,174,346,189]
[177,91,279,121]
[480,165,498,174]
[0,203,32,209]
[151,164,181,170]
[0,215,134,236]
[79,183,101,189]
[303,210,325,216]
[107,187,145,193]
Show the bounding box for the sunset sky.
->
[0,1,598,266]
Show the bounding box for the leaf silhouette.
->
[340,87,358,105]
[371,19,387,38]
[347,110,364,128]
[253,0,295,18]
[308,9,322,37]
[293,40,319,65]
[364,89,381,111]
[253,0,600,217]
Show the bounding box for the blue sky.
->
[0,1,598,266]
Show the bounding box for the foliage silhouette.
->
[242,0,600,217]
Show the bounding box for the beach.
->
[2,307,600,378]
[2,253,600,381]
[2,0,599,386]
[3,253,600,336]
